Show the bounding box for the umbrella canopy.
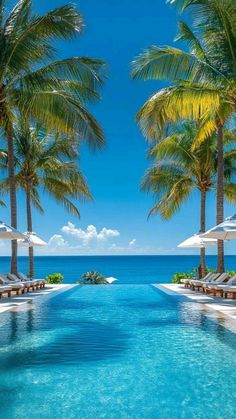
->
[202,215,236,240]
[0,221,25,240]
[18,232,47,247]
[106,277,118,284]
[178,233,217,248]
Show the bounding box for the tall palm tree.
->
[9,122,91,278]
[142,123,236,277]
[132,0,236,272]
[0,0,105,273]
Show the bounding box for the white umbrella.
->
[106,277,118,284]
[202,215,236,240]
[18,232,47,247]
[0,221,25,240]
[178,233,217,248]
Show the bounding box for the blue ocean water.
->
[1,255,236,283]
[1,285,236,418]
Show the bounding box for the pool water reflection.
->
[0,285,236,418]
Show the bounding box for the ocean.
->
[1,255,236,284]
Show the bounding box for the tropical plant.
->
[141,122,236,276]
[172,271,196,284]
[0,0,105,273]
[1,121,92,278]
[172,269,236,284]
[79,271,108,285]
[132,0,236,272]
[46,273,64,284]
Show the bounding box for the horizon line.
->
[0,254,235,258]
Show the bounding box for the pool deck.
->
[155,283,236,323]
[0,284,76,314]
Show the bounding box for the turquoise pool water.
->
[1,285,236,418]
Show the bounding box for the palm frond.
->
[131,45,225,84]
[170,0,236,77]
[224,182,236,203]
[148,177,193,220]
[176,21,207,61]
[0,0,4,26]
[16,57,105,91]
[191,118,217,149]
[136,85,221,137]
[14,90,105,148]
[58,197,81,217]
[149,133,194,166]
[4,0,31,37]
[30,187,44,213]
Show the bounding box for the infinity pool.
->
[0,285,236,418]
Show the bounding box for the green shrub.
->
[226,270,236,277]
[172,268,236,284]
[172,271,195,284]
[46,273,64,284]
[79,271,108,285]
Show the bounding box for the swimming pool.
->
[0,285,236,418]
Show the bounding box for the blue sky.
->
[2,0,236,256]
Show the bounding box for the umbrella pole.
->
[200,248,206,279]
[29,246,34,279]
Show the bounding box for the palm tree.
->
[17,125,91,278]
[142,123,236,277]
[132,0,236,272]
[0,1,105,273]
[2,121,92,278]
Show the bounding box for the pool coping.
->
[154,283,236,329]
[0,284,77,314]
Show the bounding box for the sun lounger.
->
[180,277,193,287]
[203,274,236,297]
[7,273,38,292]
[203,273,229,294]
[17,272,46,289]
[190,273,220,291]
[0,285,12,298]
[190,273,218,286]
[0,274,24,295]
[223,285,236,300]
[181,272,213,288]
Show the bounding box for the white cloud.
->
[61,222,120,246]
[48,234,68,249]
[38,223,165,256]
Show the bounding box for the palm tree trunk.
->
[6,128,17,274]
[200,189,206,278]
[26,185,34,278]
[216,121,224,273]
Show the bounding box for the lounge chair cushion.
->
[0,286,12,291]
[208,277,236,290]
[203,273,228,288]
[18,272,45,284]
[7,273,21,282]
[17,272,28,281]
[0,274,10,285]
[224,286,236,292]
[11,283,24,289]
